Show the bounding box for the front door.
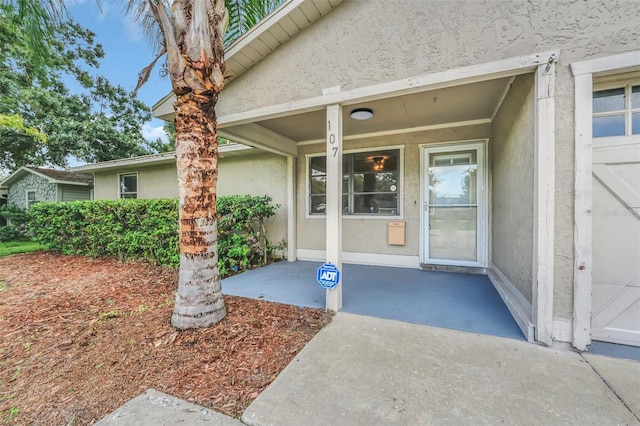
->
[422,142,486,267]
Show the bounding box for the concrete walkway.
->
[98,313,640,425]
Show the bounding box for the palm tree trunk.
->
[171,91,226,329]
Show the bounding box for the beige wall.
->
[218,153,288,247]
[92,154,288,249]
[221,0,640,322]
[295,124,492,256]
[491,75,535,304]
[93,163,178,200]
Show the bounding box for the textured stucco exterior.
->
[93,163,179,200]
[91,153,288,248]
[296,124,492,256]
[218,0,640,320]
[7,173,57,208]
[490,75,535,304]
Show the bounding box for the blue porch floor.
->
[222,260,525,341]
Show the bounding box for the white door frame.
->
[420,140,488,268]
[571,49,640,350]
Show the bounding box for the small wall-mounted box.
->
[387,221,406,246]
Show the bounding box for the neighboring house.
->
[151,0,640,351]
[0,167,93,210]
[0,187,7,226]
[71,144,288,246]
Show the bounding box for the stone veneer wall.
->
[8,174,57,208]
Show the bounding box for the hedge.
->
[28,195,282,276]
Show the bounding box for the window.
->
[593,83,640,137]
[119,173,138,199]
[26,190,36,209]
[309,148,400,216]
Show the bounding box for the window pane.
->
[593,114,625,137]
[632,85,640,109]
[633,112,640,135]
[120,175,137,193]
[121,193,137,199]
[310,175,326,195]
[310,195,325,214]
[593,88,625,113]
[353,172,398,192]
[27,192,36,201]
[310,156,326,175]
[353,150,398,173]
[353,193,398,215]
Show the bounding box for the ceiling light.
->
[350,108,373,120]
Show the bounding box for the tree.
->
[128,0,282,329]
[0,4,153,171]
[6,0,282,330]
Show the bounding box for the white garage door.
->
[592,141,640,347]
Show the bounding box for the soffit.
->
[252,77,512,142]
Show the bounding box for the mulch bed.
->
[0,252,333,425]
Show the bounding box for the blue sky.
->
[67,0,172,145]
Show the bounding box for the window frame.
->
[25,190,36,209]
[305,145,404,220]
[592,78,640,143]
[118,172,138,199]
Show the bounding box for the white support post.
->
[572,72,593,351]
[326,103,343,311]
[532,59,556,346]
[286,156,297,262]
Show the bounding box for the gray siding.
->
[7,173,56,208]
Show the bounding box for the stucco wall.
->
[220,0,640,320]
[491,75,535,304]
[218,153,288,247]
[92,153,288,248]
[93,163,179,200]
[7,173,56,208]
[296,124,492,257]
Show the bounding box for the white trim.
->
[286,156,297,262]
[296,248,420,269]
[571,50,640,76]
[572,73,596,351]
[25,189,36,209]
[552,318,573,343]
[219,51,559,128]
[420,140,488,268]
[532,62,556,346]
[491,76,516,121]
[487,263,535,342]
[118,172,138,199]
[305,145,405,220]
[297,119,492,146]
[325,103,343,312]
[72,144,253,172]
[72,151,177,172]
[570,50,640,351]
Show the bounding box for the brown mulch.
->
[0,252,333,425]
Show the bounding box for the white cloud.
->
[142,123,167,141]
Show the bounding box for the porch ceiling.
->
[235,77,512,144]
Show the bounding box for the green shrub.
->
[0,204,31,242]
[28,196,281,276]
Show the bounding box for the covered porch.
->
[222,261,525,340]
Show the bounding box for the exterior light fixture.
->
[350,108,373,120]
[372,156,384,171]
